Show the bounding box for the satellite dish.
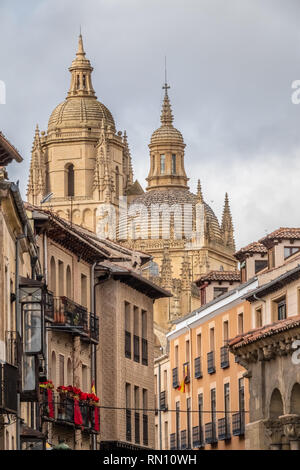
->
[40,193,53,205]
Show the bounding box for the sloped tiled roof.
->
[259,228,300,248]
[195,270,240,285]
[229,315,300,350]
[234,241,267,261]
[0,131,23,165]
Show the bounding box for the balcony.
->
[180,429,187,450]
[52,296,88,335]
[143,414,148,446]
[207,351,216,374]
[134,412,140,444]
[126,409,132,441]
[194,356,202,379]
[205,422,217,445]
[220,346,229,369]
[172,367,179,389]
[125,331,131,359]
[133,335,140,362]
[183,362,190,384]
[44,290,54,322]
[192,425,204,448]
[142,338,148,366]
[6,331,22,368]
[218,417,231,440]
[159,390,168,411]
[232,412,245,436]
[170,433,176,450]
[0,363,18,414]
[41,391,99,433]
[89,313,99,343]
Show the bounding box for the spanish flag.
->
[91,380,96,395]
[177,380,185,393]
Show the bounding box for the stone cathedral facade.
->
[27,35,237,348]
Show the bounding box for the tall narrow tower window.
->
[172,154,176,174]
[82,74,86,89]
[76,75,80,90]
[67,164,75,197]
[160,155,165,175]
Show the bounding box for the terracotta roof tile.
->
[229,315,300,349]
[195,270,240,285]
[234,241,267,260]
[259,228,300,248]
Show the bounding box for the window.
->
[196,333,201,356]
[152,155,155,172]
[51,351,56,386]
[66,265,72,298]
[142,389,148,446]
[58,260,64,297]
[164,421,168,449]
[126,383,132,441]
[134,386,140,444]
[198,393,203,445]
[76,75,80,89]
[171,154,176,174]
[284,246,300,259]
[200,287,206,305]
[50,257,56,295]
[213,287,228,299]
[277,299,286,320]
[239,378,245,412]
[240,261,247,283]
[81,274,87,307]
[142,310,147,339]
[67,358,72,385]
[82,74,86,88]
[186,340,190,362]
[255,259,268,273]
[59,354,64,386]
[211,388,216,433]
[255,307,262,328]
[125,302,131,359]
[134,306,140,362]
[175,345,179,366]
[67,164,75,197]
[223,321,229,344]
[238,313,244,334]
[176,401,180,448]
[160,155,165,174]
[210,328,215,352]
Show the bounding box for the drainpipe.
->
[158,362,162,450]
[15,229,27,451]
[90,262,97,451]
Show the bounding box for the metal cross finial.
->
[162,56,170,94]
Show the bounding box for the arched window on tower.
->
[82,74,86,89]
[115,166,120,199]
[66,164,75,197]
[76,75,80,90]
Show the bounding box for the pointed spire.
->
[160,83,173,126]
[221,192,235,250]
[181,252,191,290]
[76,34,86,58]
[160,243,173,289]
[123,130,133,186]
[197,179,204,203]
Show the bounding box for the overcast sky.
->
[1,0,300,249]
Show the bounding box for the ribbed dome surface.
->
[150,125,184,145]
[119,189,223,243]
[48,97,115,130]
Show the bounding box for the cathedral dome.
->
[120,187,223,244]
[150,125,184,146]
[48,97,115,131]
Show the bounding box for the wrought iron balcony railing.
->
[0,363,18,414]
[159,390,168,411]
[126,409,132,441]
[134,411,140,444]
[232,411,245,436]
[220,345,230,369]
[194,356,202,379]
[170,433,176,450]
[192,425,204,448]
[142,338,148,366]
[125,331,131,358]
[180,429,187,450]
[44,290,54,321]
[218,417,231,440]
[172,367,179,389]
[41,390,99,433]
[133,335,140,362]
[53,296,88,333]
[207,351,216,374]
[205,421,217,445]
[143,414,148,446]
[89,313,99,343]
[183,362,190,383]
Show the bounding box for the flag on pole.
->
[177,380,185,393]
